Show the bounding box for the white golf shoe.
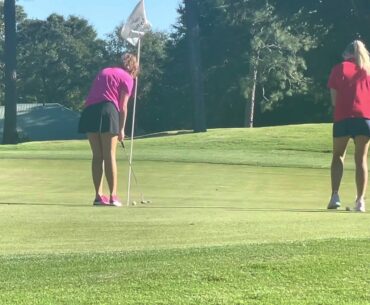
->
[109,195,122,207]
[327,193,341,209]
[354,199,366,212]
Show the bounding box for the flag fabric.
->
[121,0,151,46]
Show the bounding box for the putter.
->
[120,141,151,205]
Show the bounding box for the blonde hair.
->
[122,53,139,78]
[343,40,370,74]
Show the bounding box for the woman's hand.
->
[118,130,125,142]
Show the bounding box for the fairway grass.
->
[0,124,369,304]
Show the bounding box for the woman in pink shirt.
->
[327,40,370,212]
[79,54,138,207]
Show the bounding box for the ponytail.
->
[353,40,370,74]
[121,53,140,78]
[343,40,370,74]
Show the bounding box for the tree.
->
[134,31,170,133]
[0,1,5,106]
[2,0,17,144]
[0,1,26,107]
[0,1,5,105]
[193,0,250,128]
[172,0,334,128]
[16,14,107,110]
[104,24,132,62]
[152,7,194,132]
[270,0,370,125]
[228,2,319,127]
[184,0,207,132]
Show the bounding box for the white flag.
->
[121,0,151,46]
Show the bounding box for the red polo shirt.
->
[328,60,370,122]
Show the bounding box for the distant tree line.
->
[1,0,370,134]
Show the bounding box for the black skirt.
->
[78,101,119,134]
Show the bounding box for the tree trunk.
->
[184,0,207,133]
[245,67,258,128]
[2,0,18,144]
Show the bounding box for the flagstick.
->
[127,38,142,206]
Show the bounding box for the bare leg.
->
[354,136,370,201]
[101,133,118,197]
[331,136,350,194]
[87,133,104,198]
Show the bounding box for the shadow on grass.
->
[0,202,362,213]
[0,202,90,208]
[135,205,354,213]
[227,207,354,213]
[134,130,193,139]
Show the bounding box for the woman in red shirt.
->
[327,40,370,212]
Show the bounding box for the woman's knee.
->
[92,154,104,164]
[103,153,116,167]
[355,154,368,167]
[332,152,345,163]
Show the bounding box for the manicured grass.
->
[0,124,368,304]
[1,240,369,305]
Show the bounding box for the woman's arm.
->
[118,92,130,142]
[330,89,337,107]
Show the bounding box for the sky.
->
[17,0,181,38]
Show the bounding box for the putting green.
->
[0,158,367,255]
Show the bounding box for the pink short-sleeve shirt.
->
[85,67,134,111]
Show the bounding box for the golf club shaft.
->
[120,141,144,200]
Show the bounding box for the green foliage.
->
[3,0,370,130]
[135,31,171,132]
[232,2,320,120]
[154,11,194,131]
[174,0,370,128]
[171,0,324,127]
[104,24,132,63]
[16,14,107,110]
[105,28,171,133]
[269,0,370,126]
